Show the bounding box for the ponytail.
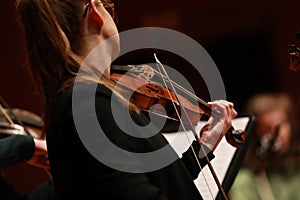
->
[16,0,83,104]
[16,0,141,132]
[15,0,85,133]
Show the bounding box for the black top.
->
[47,82,214,200]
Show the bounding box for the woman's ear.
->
[89,0,104,27]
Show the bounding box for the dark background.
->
[1,0,300,194]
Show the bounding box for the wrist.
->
[199,124,219,151]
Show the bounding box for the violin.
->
[0,98,50,194]
[0,98,44,139]
[110,63,247,148]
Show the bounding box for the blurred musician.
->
[0,98,54,200]
[229,92,300,200]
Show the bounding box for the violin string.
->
[135,65,227,120]
[141,66,212,114]
[147,66,245,148]
[153,54,200,133]
[133,65,227,121]
[154,63,184,129]
[126,64,208,109]
[133,60,231,199]
[153,53,216,200]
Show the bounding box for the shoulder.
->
[54,82,112,109]
[58,82,112,102]
[49,82,114,128]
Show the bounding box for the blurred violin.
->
[0,97,51,192]
[288,32,300,71]
[110,62,246,148]
[0,96,43,139]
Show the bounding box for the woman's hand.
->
[199,100,237,151]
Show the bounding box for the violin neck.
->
[111,65,136,74]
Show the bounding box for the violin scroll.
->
[225,127,247,148]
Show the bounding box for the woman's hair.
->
[16,0,85,103]
[15,0,137,133]
[15,0,87,133]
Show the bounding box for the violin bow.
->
[0,97,32,136]
[153,53,229,200]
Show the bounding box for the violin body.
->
[110,72,204,132]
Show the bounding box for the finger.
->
[208,101,237,121]
[213,100,236,117]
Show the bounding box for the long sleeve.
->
[47,83,205,200]
[181,140,215,179]
[0,135,35,169]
